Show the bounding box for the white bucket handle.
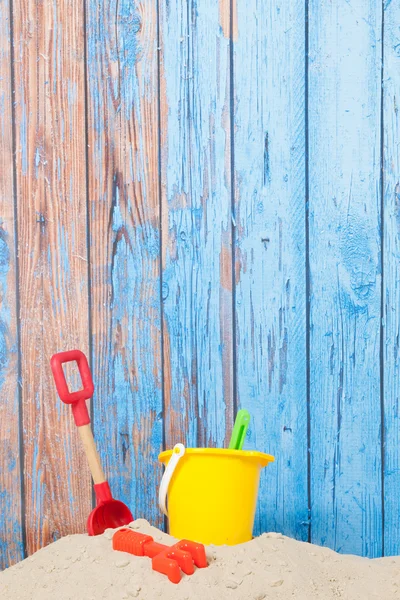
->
[159,443,185,517]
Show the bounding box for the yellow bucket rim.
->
[158,447,274,467]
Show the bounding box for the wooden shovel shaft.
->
[78,424,106,485]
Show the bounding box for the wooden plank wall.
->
[0,0,24,567]
[308,0,383,557]
[87,0,163,528]
[1,0,400,569]
[233,0,308,541]
[383,0,400,558]
[159,0,233,451]
[12,0,92,561]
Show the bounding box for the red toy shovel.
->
[50,349,133,535]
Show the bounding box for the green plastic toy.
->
[228,409,251,450]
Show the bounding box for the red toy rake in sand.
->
[113,528,208,584]
[50,350,133,535]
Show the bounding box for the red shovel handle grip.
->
[50,350,94,427]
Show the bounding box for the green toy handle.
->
[228,409,250,450]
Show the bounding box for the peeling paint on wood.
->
[1,0,399,569]
[308,0,382,558]
[233,0,308,540]
[87,0,163,526]
[383,0,400,557]
[13,0,91,556]
[0,0,24,568]
[219,0,237,42]
[160,0,233,451]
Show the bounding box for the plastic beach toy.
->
[159,443,274,545]
[113,528,208,584]
[228,409,251,450]
[50,349,133,535]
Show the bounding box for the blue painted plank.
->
[87,0,163,526]
[309,0,382,557]
[0,0,24,569]
[13,0,91,555]
[383,0,400,557]
[233,0,308,539]
[160,0,233,449]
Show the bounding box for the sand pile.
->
[1,519,399,599]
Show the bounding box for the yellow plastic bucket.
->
[158,445,274,546]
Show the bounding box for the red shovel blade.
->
[87,482,134,535]
[87,501,134,535]
[50,353,135,536]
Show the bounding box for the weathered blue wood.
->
[0,0,397,563]
[383,0,400,557]
[0,0,24,569]
[160,0,233,449]
[308,0,383,557]
[87,0,163,526]
[233,0,308,539]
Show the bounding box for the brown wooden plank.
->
[13,0,91,554]
[0,0,24,568]
[86,0,163,525]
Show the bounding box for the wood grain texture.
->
[0,0,24,568]
[1,0,399,566]
[13,0,91,554]
[233,0,308,539]
[383,0,400,557]
[86,0,163,526]
[308,0,382,557]
[159,0,233,449]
